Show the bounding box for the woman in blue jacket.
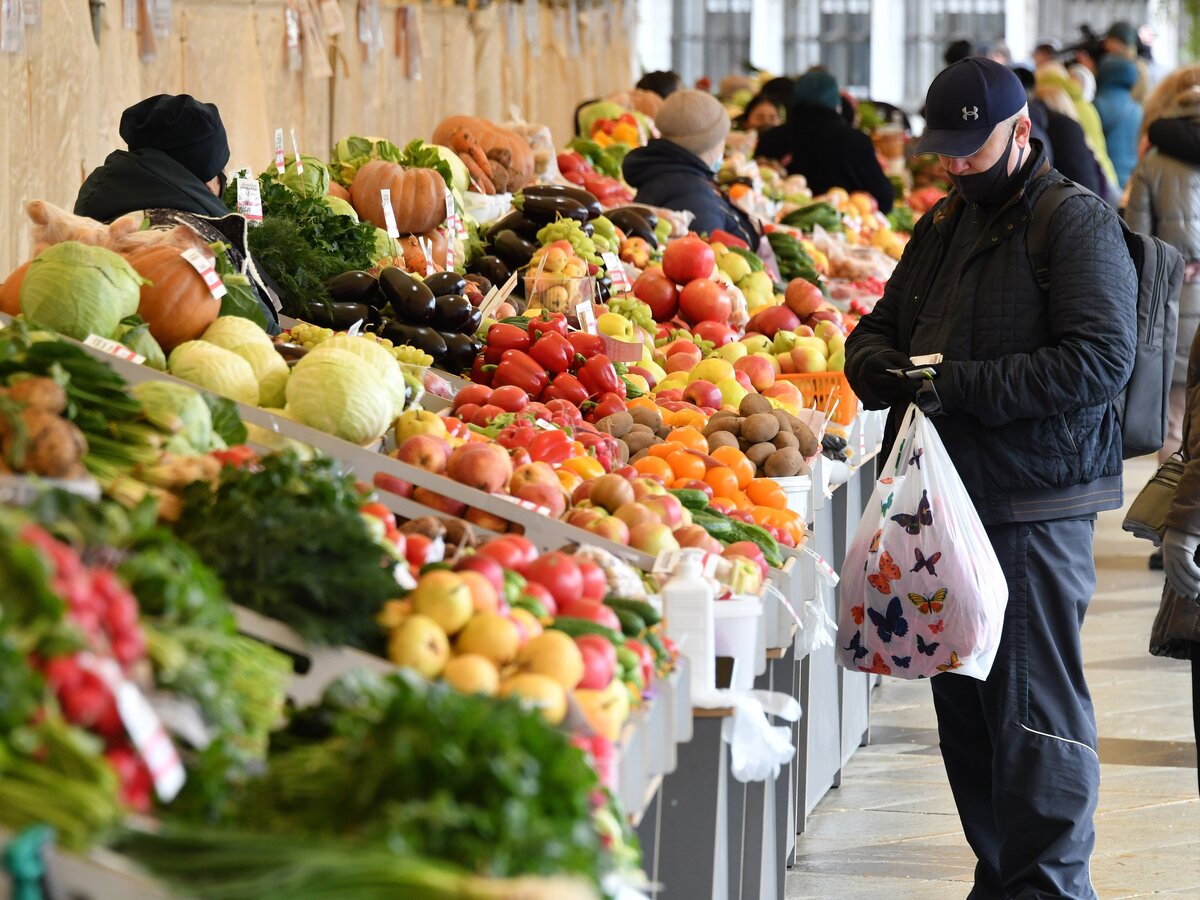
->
[1094,55,1143,187]
[622,90,759,247]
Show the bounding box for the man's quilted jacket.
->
[845,141,1138,525]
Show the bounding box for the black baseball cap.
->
[914,58,1028,158]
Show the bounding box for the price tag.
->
[444,188,455,222]
[84,334,146,365]
[495,493,553,517]
[534,418,561,431]
[857,419,866,461]
[273,128,286,174]
[600,336,642,363]
[802,543,840,586]
[652,549,682,574]
[379,188,400,238]
[419,236,435,275]
[181,247,227,300]
[601,252,632,294]
[441,224,454,269]
[80,654,185,802]
[575,300,597,335]
[290,129,303,174]
[22,0,39,26]
[236,176,263,223]
[320,0,344,35]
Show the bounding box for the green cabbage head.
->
[285,347,393,445]
[132,381,216,454]
[21,242,144,341]
[168,340,260,407]
[279,154,331,199]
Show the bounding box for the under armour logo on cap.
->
[914,57,1027,158]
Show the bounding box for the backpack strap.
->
[1026,179,1093,291]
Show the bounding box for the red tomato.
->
[576,558,607,602]
[523,551,583,607]
[691,320,737,347]
[454,383,493,409]
[405,534,434,569]
[490,384,530,413]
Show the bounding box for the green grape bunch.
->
[607,295,654,333]
[392,344,433,366]
[536,219,601,266]
[286,322,334,349]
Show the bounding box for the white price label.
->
[652,549,682,574]
[122,0,136,29]
[320,0,345,35]
[273,127,285,174]
[419,236,435,275]
[534,418,561,431]
[236,176,263,223]
[181,247,227,300]
[601,252,632,294]
[600,336,642,363]
[83,334,146,365]
[495,493,553,517]
[290,129,303,173]
[444,188,455,221]
[442,224,455,269]
[575,301,597,335]
[380,188,400,238]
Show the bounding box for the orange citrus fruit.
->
[710,446,755,488]
[746,478,787,509]
[666,426,707,453]
[633,456,674,481]
[667,450,707,482]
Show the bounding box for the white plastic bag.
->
[837,406,1007,680]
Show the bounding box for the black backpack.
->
[1027,180,1184,459]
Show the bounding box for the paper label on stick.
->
[575,301,597,335]
[274,128,286,174]
[236,176,263,222]
[290,129,303,173]
[84,335,146,365]
[601,252,632,293]
[419,236,435,275]
[601,336,642,363]
[181,247,228,300]
[380,189,400,238]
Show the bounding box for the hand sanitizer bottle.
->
[662,548,716,696]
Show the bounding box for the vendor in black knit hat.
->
[74,93,232,222]
[622,89,760,247]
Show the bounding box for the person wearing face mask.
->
[845,57,1137,900]
[622,90,759,247]
[75,94,280,331]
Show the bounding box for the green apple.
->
[827,349,846,372]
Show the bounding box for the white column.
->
[1005,0,1029,66]
[750,0,786,75]
[636,0,674,74]
[869,0,905,104]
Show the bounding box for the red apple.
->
[575,634,618,689]
[587,514,631,545]
[679,278,732,325]
[631,477,668,500]
[662,233,715,284]
[734,371,753,391]
[683,379,723,409]
[566,506,607,529]
[515,481,567,517]
[656,388,684,402]
[785,278,824,318]
[763,381,804,408]
[412,486,466,518]
[572,481,594,505]
[745,305,801,338]
[724,541,768,580]
[456,554,506,594]
[643,493,686,528]
[510,461,560,492]
[734,354,777,391]
[629,522,681,556]
[465,506,510,532]
[662,338,703,363]
[447,443,513,493]
[677,478,714,498]
[775,352,797,374]
[628,365,658,389]
[673,524,724,554]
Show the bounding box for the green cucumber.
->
[613,608,647,638]
[549,617,624,645]
[605,597,662,626]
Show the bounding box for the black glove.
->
[854,349,920,408]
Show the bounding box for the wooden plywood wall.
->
[0,0,636,271]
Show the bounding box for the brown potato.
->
[738,393,773,417]
[740,412,780,444]
[596,412,634,438]
[629,405,662,431]
[706,431,739,452]
[746,442,777,467]
[764,447,803,478]
[771,408,802,432]
[793,422,820,458]
[772,430,799,451]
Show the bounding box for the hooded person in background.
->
[1094,54,1143,188]
[622,90,759,247]
[1105,20,1153,104]
[754,70,893,212]
[75,94,279,330]
[1037,63,1120,190]
[1017,66,1107,196]
[737,93,785,132]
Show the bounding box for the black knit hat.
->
[120,94,230,183]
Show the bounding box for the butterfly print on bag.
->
[867,596,909,643]
[936,652,963,672]
[843,631,868,661]
[891,490,933,535]
[916,635,940,656]
[908,588,947,615]
[867,552,902,594]
[859,653,892,675]
[911,548,942,575]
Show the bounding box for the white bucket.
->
[714,596,764,692]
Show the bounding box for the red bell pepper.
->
[496,424,538,451]
[577,431,619,472]
[469,354,494,386]
[527,309,569,341]
[578,354,622,398]
[583,391,627,423]
[567,332,605,366]
[529,332,574,375]
[487,322,531,354]
[544,398,584,428]
[710,229,750,250]
[494,349,549,399]
[529,428,574,465]
[542,372,589,407]
[212,445,258,469]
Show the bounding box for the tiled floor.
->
[786,459,1200,899]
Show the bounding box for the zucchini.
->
[670,488,711,512]
[605,597,662,626]
[614,608,647,638]
[549,617,624,645]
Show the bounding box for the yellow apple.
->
[716,378,749,409]
[689,358,736,385]
[714,341,749,363]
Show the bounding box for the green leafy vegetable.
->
[397,139,455,194]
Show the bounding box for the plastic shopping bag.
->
[836,405,1007,680]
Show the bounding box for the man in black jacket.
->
[845,58,1136,899]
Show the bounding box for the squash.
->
[397,231,449,272]
[328,181,351,202]
[350,161,447,235]
[0,261,30,316]
[432,117,535,191]
[125,245,222,352]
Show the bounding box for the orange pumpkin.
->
[328,182,351,202]
[397,231,449,271]
[432,117,535,190]
[0,261,30,316]
[125,244,222,351]
[350,161,447,235]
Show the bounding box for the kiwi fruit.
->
[764,447,803,478]
[746,442,777,467]
[741,412,780,444]
[738,393,773,417]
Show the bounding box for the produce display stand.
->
[0,829,167,900]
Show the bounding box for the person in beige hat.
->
[623,90,759,246]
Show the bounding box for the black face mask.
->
[950,124,1026,206]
